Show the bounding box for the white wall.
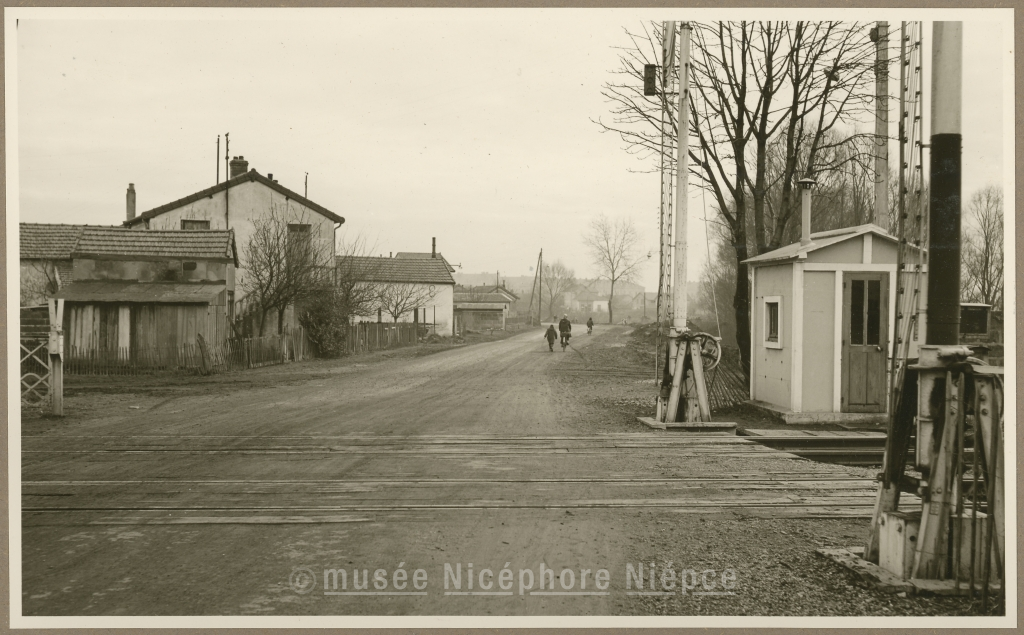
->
[139,179,338,324]
[353,283,455,335]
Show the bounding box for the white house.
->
[339,254,456,335]
[123,156,344,331]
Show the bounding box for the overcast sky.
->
[11,9,1011,292]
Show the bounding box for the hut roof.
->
[742,223,922,265]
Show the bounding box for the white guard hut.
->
[744,223,926,422]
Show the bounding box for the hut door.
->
[841,272,889,413]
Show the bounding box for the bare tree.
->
[334,234,384,319]
[241,206,334,336]
[595,20,877,375]
[961,185,1004,309]
[376,283,435,323]
[583,215,647,324]
[541,260,577,317]
[21,261,61,307]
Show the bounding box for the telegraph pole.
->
[671,22,692,335]
[925,22,962,345]
[657,21,677,327]
[537,249,544,324]
[872,21,890,231]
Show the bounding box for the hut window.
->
[764,296,782,349]
[182,261,197,271]
[181,219,210,230]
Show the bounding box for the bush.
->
[298,288,349,358]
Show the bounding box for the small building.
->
[338,254,456,334]
[19,223,87,306]
[743,223,926,421]
[454,286,518,332]
[55,228,238,356]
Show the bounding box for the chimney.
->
[126,183,136,221]
[229,155,249,179]
[432,237,436,258]
[267,173,273,181]
[798,178,816,245]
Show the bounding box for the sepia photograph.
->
[7,6,1015,628]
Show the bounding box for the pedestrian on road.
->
[558,314,572,348]
[544,324,558,351]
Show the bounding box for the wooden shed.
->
[54,228,237,361]
[743,223,926,422]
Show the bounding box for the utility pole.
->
[216,135,220,184]
[872,22,890,231]
[671,22,692,335]
[538,250,544,324]
[305,172,309,198]
[657,21,677,328]
[925,22,962,345]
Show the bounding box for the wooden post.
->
[664,339,685,423]
[689,340,711,421]
[913,371,959,579]
[47,299,64,416]
[196,332,212,375]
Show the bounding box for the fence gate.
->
[19,301,63,414]
[20,339,50,404]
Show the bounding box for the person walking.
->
[543,324,558,351]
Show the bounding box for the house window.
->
[764,296,782,349]
[287,224,313,255]
[181,220,210,230]
[183,261,197,271]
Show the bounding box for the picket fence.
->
[64,328,312,376]
[347,322,419,354]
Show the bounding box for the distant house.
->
[55,228,238,356]
[453,285,519,332]
[338,254,456,334]
[121,156,344,332]
[19,223,87,306]
[394,240,456,273]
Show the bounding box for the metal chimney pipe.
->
[126,183,136,221]
[432,237,436,258]
[798,178,816,245]
[926,22,963,345]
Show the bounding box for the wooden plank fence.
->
[347,322,418,354]
[704,346,750,411]
[64,328,313,376]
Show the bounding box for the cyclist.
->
[586,317,594,334]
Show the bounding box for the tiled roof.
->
[56,281,226,303]
[124,169,344,227]
[73,227,237,263]
[337,256,456,285]
[454,292,512,304]
[19,223,87,260]
[394,251,456,272]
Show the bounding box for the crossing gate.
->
[20,300,64,414]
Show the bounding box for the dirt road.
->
[21,326,925,616]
